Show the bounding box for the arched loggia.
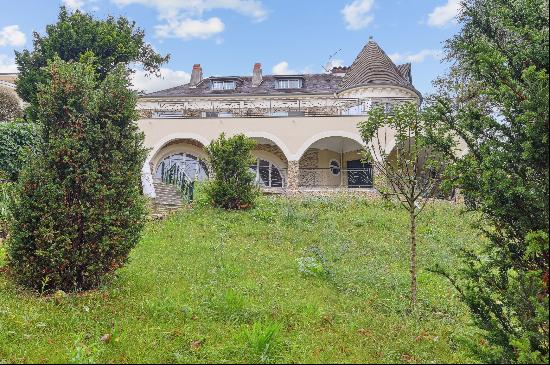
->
[246,134,289,188]
[142,134,210,198]
[294,133,373,188]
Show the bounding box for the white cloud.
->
[112,0,268,40]
[62,0,86,9]
[113,0,267,21]
[0,25,26,47]
[271,61,316,75]
[324,58,344,71]
[272,61,296,75]
[0,54,18,73]
[389,49,443,64]
[155,17,225,40]
[131,67,191,93]
[62,0,98,11]
[342,0,374,30]
[427,0,460,27]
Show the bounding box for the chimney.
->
[190,64,203,87]
[252,62,263,87]
[330,66,349,77]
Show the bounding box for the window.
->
[264,110,306,117]
[212,80,236,90]
[201,111,233,118]
[329,160,341,176]
[250,159,284,187]
[344,104,365,116]
[276,79,302,89]
[153,111,184,118]
[371,101,395,114]
[156,153,209,182]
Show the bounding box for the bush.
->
[0,89,22,122]
[205,133,258,210]
[0,120,40,181]
[6,56,147,292]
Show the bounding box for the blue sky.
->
[0,0,461,94]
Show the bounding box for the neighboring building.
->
[137,39,421,197]
[0,73,20,102]
[0,73,25,122]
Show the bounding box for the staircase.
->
[151,178,184,217]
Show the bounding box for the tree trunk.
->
[410,210,417,307]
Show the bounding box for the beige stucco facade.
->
[138,114,386,193]
[138,115,371,162]
[136,87,413,196]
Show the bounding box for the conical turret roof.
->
[339,40,420,96]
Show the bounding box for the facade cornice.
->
[337,83,422,100]
[138,92,338,103]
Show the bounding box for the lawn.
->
[0,195,484,363]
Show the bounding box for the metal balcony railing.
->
[160,163,195,202]
[298,167,374,189]
[145,97,416,119]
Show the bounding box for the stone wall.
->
[298,148,319,187]
[254,144,287,163]
[163,138,205,150]
[286,161,299,190]
[284,188,380,200]
[139,109,153,119]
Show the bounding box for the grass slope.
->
[0,196,483,363]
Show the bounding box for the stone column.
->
[286,160,300,191]
[141,161,156,198]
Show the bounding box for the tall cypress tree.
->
[7,56,147,292]
[425,0,548,362]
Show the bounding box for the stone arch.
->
[151,139,208,174]
[244,133,290,188]
[145,133,210,165]
[242,131,292,162]
[142,133,210,198]
[294,130,366,161]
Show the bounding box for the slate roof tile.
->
[142,40,420,98]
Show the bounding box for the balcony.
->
[139,97,416,119]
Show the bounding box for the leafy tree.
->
[0,89,22,122]
[7,56,147,292]
[205,133,258,210]
[15,6,169,112]
[0,120,40,181]
[359,102,449,306]
[424,0,549,362]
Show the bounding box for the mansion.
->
[137,39,421,198]
[2,40,424,199]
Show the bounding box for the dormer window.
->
[276,79,302,89]
[212,80,235,90]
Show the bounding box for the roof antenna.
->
[322,48,342,73]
